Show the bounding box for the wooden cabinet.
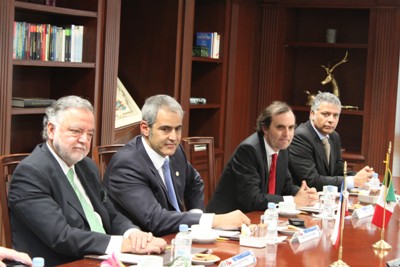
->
[117,0,230,178]
[283,8,369,165]
[0,0,105,154]
[255,1,400,175]
[186,0,230,177]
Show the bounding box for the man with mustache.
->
[103,94,250,236]
[8,96,166,266]
[206,101,319,214]
[288,92,373,191]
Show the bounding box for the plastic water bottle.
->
[322,185,338,219]
[32,257,45,267]
[264,202,278,244]
[369,173,380,196]
[172,224,192,267]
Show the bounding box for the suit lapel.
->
[309,124,330,172]
[137,137,177,209]
[169,156,183,209]
[74,164,109,231]
[327,136,334,174]
[256,133,268,192]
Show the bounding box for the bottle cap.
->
[179,224,188,232]
[32,257,45,267]
[372,173,378,178]
[267,202,276,209]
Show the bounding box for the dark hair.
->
[256,101,293,133]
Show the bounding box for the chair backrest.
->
[92,144,124,180]
[181,137,216,205]
[0,153,30,247]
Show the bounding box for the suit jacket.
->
[103,136,204,236]
[8,143,137,266]
[206,132,300,214]
[288,120,355,191]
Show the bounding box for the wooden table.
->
[58,179,400,267]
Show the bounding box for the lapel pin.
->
[176,171,179,176]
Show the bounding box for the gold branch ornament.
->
[321,51,349,98]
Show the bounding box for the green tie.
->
[66,168,105,233]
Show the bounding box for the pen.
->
[216,237,230,241]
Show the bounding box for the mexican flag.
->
[371,170,397,229]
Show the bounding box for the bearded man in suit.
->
[8,96,166,266]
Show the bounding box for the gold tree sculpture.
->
[321,51,348,98]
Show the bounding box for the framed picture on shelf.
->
[115,78,142,129]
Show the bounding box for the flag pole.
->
[330,161,349,267]
[372,142,392,250]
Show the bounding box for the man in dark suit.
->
[8,96,166,266]
[103,95,250,236]
[288,92,373,191]
[206,101,319,214]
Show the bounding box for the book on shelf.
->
[12,97,56,108]
[212,32,220,59]
[196,32,213,57]
[195,32,220,59]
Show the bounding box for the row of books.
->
[13,22,84,62]
[195,32,220,59]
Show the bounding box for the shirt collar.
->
[263,136,279,158]
[310,121,328,141]
[141,136,167,171]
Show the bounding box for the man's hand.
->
[121,231,167,254]
[354,166,374,188]
[212,210,251,229]
[0,247,32,267]
[294,181,319,207]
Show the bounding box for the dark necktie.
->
[322,137,330,164]
[268,153,278,194]
[162,158,180,212]
[66,168,105,233]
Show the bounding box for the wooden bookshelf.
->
[249,1,400,175]
[117,0,230,180]
[0,0,104,154]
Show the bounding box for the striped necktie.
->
[163,158,180,212]
[322,137,330,164]
[66,168,105,233]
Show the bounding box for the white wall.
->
[392,57,400,176]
